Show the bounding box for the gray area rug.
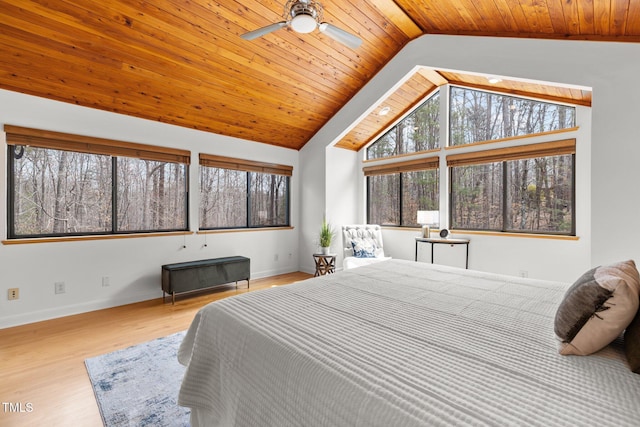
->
[85,331,190,426]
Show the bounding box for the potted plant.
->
[319,219,335,255]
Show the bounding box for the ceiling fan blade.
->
[318,22,362,49]
[240,21,287,40]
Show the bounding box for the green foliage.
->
[319,219,335,247]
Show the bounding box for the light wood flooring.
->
[0,272,311,427]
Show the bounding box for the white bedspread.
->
[178,259,640,426]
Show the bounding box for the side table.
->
[415,237,470,269]
[313,253,336,276]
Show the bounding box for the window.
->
[365,84,580,237]
[249,172,289,227]
[365,157,439,226]
[200,168,247,228]
[367,92,440,159]
[402,170,439,226]
[449,86,575,146]
[199,154,291,229]
[367,174,400,226]
[6,125,189,239]
[11,148,113,235]
[450,163,503,231]
[505,155,574,233]
[448,140,575,235]
[117,158,187,232]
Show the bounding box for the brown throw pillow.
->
[554,260,640,356]
[624,308,640,373]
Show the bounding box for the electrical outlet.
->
[519,270,529,278]
[8,288,19,300]
[54,281,66,294]
[102,276,110,287]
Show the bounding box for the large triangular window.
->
[367,92,440,160]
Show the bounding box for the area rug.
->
[85,331,190,426]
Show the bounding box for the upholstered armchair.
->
[341,224,391,269]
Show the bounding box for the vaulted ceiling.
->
[1,1,637,151]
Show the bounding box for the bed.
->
[178,259,640,426]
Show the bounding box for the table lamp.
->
[416,210,439,238]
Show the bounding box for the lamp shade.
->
[291,14,317,33]
[416,210,439,225]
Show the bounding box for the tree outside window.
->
[451,163,503,230]
[9,146,188,237]
[199,165,290,229]
[367,169,439,227]
[367,92,440,160]
[249,172,288,227]
[200,168,247,228]
[366,85,577,236]
[449,87,575,146]
[117,158,187,232]
[450,154,574,234]
[402,170,439,226]
[506,155,573,233]
[12,147,112,236]
[367,174,400,225]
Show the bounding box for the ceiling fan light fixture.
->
[291,14,317,33]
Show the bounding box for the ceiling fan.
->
[240,0,363,49]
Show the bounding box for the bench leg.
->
[235,279,250,289]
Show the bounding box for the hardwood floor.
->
[0,272,311,427]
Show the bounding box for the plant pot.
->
[321,246,330,255]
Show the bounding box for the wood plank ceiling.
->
[0,1,638,152]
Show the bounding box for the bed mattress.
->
[178,259,640,426]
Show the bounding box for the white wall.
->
[297,136,326,274]
[324,146,359,270]
[0,89,299,328]
[5,35,640,327]
[300,35,640,283]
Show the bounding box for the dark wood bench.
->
[161,256,250,304]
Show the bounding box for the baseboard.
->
[0,290,159,330]
[0,266,299,330]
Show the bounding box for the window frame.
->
[366,173,401,226]
[364,85,581,238]
[366,90,441,160]
[198,154,292,230]
[364,156,439,227]
[448,85,577,147]
[447,139,576,236]
[5,125,190,239]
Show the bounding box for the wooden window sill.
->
[2,231,193,245]
[380,226,579,241]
